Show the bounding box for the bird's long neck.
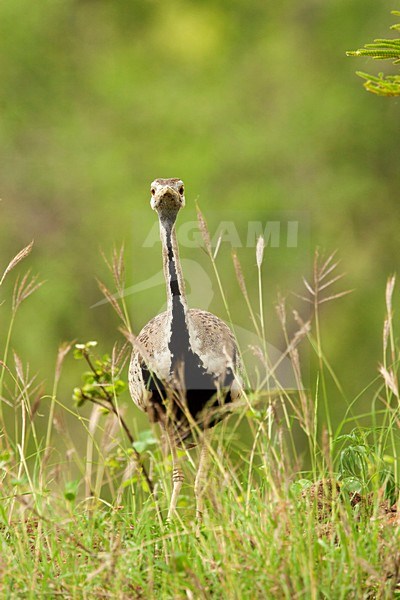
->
[159,217,188,314]
[159,216,191,370]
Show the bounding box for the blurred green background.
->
[0,0,399,429]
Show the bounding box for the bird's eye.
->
[179,186,184,195]
[151,188,156,196]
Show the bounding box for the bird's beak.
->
[151,186,183,211]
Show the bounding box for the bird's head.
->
[150,178,185,220]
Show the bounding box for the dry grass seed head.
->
[112,245,125,289]
[196,206,212,256]
[12,272,44,313]
[295,249,352,305]
[55,342,74,386]
[384,275,396,362]
[385,274,396,315]
[0,241,34,287]
[232,250,249,302]
[101,245,125,290]
[29,385,45,421]
[379,364,399,399]
[12,352,40,401]
[111,342,130,376]
[97,278,126,323]
[275,294,287,329]
[256,235,265,269]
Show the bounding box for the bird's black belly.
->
[140,355,234,443]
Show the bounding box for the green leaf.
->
[114,379,127,394]
[64,479,80,502]
[383,454,395,464]
[340,477,363,495]
[11,475,28,487]
[0,450,11,463]
[132,429,158,453]
[73,347,84,360]
[72,387,85,406]
[122,475,139,488]
[290,478,313,495]
[132,441,146,453]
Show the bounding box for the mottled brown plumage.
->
[128,178,241,520]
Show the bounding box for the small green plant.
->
[64,479,80,502]
[72,341,127,410]
[72,340,154,494]
[336,429,398,504]
[347,10,400,96]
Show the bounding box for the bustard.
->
[129,178,241,521]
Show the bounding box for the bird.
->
[129,178,241,521]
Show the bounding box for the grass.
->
[0,236,399,599]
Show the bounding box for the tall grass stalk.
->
[0,242,33,418]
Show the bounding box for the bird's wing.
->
[136,312,171,372]
[187,308,241,381]
[129,311,171,412]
